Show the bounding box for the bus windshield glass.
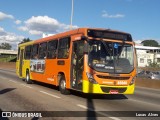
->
[88,40,134,74]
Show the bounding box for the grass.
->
[0,56,17,62]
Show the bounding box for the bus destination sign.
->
[87,30,132,41]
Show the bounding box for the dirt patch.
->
[0,62,16,69]
[136,78,160,89]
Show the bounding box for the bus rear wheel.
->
[59,76,70,95]
[26,72,32,84]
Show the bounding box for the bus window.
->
[72,40,84,90]
[47,40,58,59]
[31,44,39,59]
[39,42,47,59]
[24,45,32,60]
[17,47,20,60]
[58,37,71,59]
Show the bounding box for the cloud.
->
[18,26,28,31]
[0,27,24,49]
[0,27,7,35]
[0,11,14,21]
[29,30,43,35]
[102,11,125,18]
[15,20,22,24]
[18,16,78,36]
[134,40,142,44]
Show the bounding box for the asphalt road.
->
[0,69,160,120]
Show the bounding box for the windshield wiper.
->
[117,38,125,60]
[100,33,116,74]
[100,33,112,57]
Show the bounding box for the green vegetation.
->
[148,61,160,68]
[19,38,32,44]
[0,56,17,62]
[0,43,12,50]
[0,38,32,51]
[141,40,159,47]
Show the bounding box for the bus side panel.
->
[17,47,25,78]
[56,59,71,88]
[22,60,30,78]
[29,58,71,87]
[30,71,43,82]
[42,59,58,85]
[16,60,20,77]
[29,59,58,85]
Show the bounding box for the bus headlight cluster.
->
[86,72,98,84]
[129,76,135,85]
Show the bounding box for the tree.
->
[19,38,32,44]
[0,43,12,50]
[148,61,160,68]
[141,40,159,47]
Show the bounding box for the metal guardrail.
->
[0,49,17,55]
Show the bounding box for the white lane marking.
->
[0,77,7,79]
[9,80,18,83]
[77,104,88,110]
[20,84,33,89]
[40,91,61,99]
[136,86,160,92]
[77,104,122,120]
[109,117,122,120]
[129,99,160,107]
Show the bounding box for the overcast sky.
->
[0,0,160,49]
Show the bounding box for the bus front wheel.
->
[59,76,70,95]
[26,72,32,84]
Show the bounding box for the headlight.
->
[129,76,135,85]
[86,72,98,84]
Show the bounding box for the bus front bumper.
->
[82,80,135,94]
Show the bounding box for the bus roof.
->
[18,40,34,47]
[18,28,131,47]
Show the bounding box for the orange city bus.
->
[16,28,137,94]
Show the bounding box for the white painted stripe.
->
[77,104,88,110]
[77,104,122,120]
[20,84,33,89]
[9,80,18,83]
[130,99,160,107]
[0,77,7,79]
[109,117,122,120]
[40,91,61,99]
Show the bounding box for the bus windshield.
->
[88,40,134,74]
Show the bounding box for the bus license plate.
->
[110,90,119,94]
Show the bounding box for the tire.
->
[26,71,32,84]
[59,76,70,95]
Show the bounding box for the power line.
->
[70,0,74,30]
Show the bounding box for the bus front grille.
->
[101,87,127,93]
[97,75,130,80]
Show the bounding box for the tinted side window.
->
[17,47,20,60]
[39,42,47,59]
[31,44,39,59]
[24,45,32,60]
[47,40,58,59]
[58,37,70,59]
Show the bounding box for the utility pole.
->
[70,0,74,30]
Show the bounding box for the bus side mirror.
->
[81,36,88,41]
[81,36,88,54]
[84,43,88,54]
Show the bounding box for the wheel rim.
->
[26,74,29,82]
[60,80,66,90]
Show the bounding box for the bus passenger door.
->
[19,49,24,77]
[71,40,84,90]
